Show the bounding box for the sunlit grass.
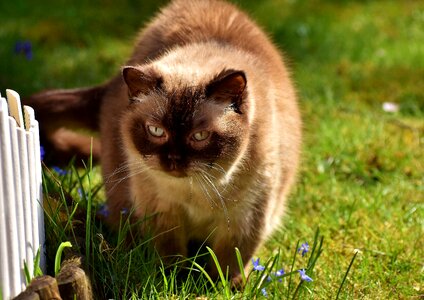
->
[0,0,423,298]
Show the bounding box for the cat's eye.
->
[193,130,210,141]
[147,125,165,137]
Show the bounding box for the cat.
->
[26,0,302,284]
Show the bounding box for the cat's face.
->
[121,66,249,178]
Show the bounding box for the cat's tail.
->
[24,84,107,164]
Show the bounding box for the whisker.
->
[194,173,218,209]
[106,165,150,194]
[106,166,145,184]
[199,164,234,191]
[198,169,230,227]
[197,167,219,182]
[198,173,219,209]
[105,160,143,183]
[207,162,227,175]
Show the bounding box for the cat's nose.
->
[168,153,181,160]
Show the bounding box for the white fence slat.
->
[18,128,34,276]
[8,119,27,290]
[0,90,45,299]
[6,90,24,128]
[0,97,11,300]
[28,113,45,273]
[6,90,28,292]
[25,110,41,267]
[2,98,21,297]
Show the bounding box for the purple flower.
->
[23,41,33,60]
[251,258,265,271]
[261,287,268,297]
[267,268,285,282]
[14,42,21,53]
[97,204,110,218]
[52,166,68,176]
[298,269,313,282]
[40,145,45,161]
[14,41,33,60]
[298,242,309,257]
[274,268,285,282]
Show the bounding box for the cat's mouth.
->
[164,169,188,178]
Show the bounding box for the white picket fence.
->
[0,90,45,299]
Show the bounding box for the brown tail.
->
[24,84,107,164]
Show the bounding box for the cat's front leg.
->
[146,212,188,266]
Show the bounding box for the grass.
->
[1,0,423,298]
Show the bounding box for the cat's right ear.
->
[122,66,162,98]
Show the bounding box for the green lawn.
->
[1,0,423,299]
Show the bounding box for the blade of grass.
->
[85,140,94,269]
[33,248,43,277]
[54,241,72,275]
[190,260,218,294]
[159,261,168,294]
[287,240,300,298]
[335,251,358,300]
[307,228,324,272]
[123,249,133,299]
[206,246,230,298]
[307,227,320,267]
[235,247,247,286]
[307,236,324,273]
[23,261,31,284]
[291,280,304,299]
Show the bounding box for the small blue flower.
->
[251,258,265,271]
[52,166,68,176]
[14,41,27,55]
[121,208,129,215]
[77,188,84,198]
[261,287,268,297]
[97,204,110,218]
[298,242,309,257]
[23,41,33,60]
[274,268,285,282]
[40,145,45,161]
[267,268,285,282]
[14,41,33,60]
[298,269,313,282]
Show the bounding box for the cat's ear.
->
[122,66,162,98]
[206,69,247,111]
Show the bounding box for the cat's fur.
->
[26,0,301,282]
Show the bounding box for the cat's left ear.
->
[206,69,247,113]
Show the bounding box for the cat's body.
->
[26,0,301,282]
